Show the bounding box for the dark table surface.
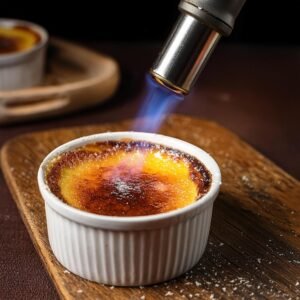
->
[0,42,299,299]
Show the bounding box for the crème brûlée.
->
[45,140,211,217]
[0,26,40,54]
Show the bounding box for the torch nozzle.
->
[151,0,246,94]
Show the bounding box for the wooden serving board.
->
[1,115,300,299]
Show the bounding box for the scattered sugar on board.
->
[142,237,300,299]
[32,143,300,300]
[293,260,300,264]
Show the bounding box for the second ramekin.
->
[37,132,221,286]
[0,19,48,90]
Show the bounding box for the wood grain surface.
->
[1,115,299,300]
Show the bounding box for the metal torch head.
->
[151,0,246,94]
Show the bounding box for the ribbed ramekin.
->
[0,19,48,90]
[38,132,221,286]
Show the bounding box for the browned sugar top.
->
[45,140,211,216]
[0,25,40,54]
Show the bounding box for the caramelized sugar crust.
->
[0,26,41,54]
[45,141,211,217]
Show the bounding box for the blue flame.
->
[133,75,184,132]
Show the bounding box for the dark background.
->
[1,0,300,45]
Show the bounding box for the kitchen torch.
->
[151,0,246,94]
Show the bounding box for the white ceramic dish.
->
[37,132,221,286]
[0,19,48,90]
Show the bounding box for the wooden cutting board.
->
[1,115,300,299]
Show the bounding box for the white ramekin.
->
[0,19,48,90]
[38,132,221,286]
